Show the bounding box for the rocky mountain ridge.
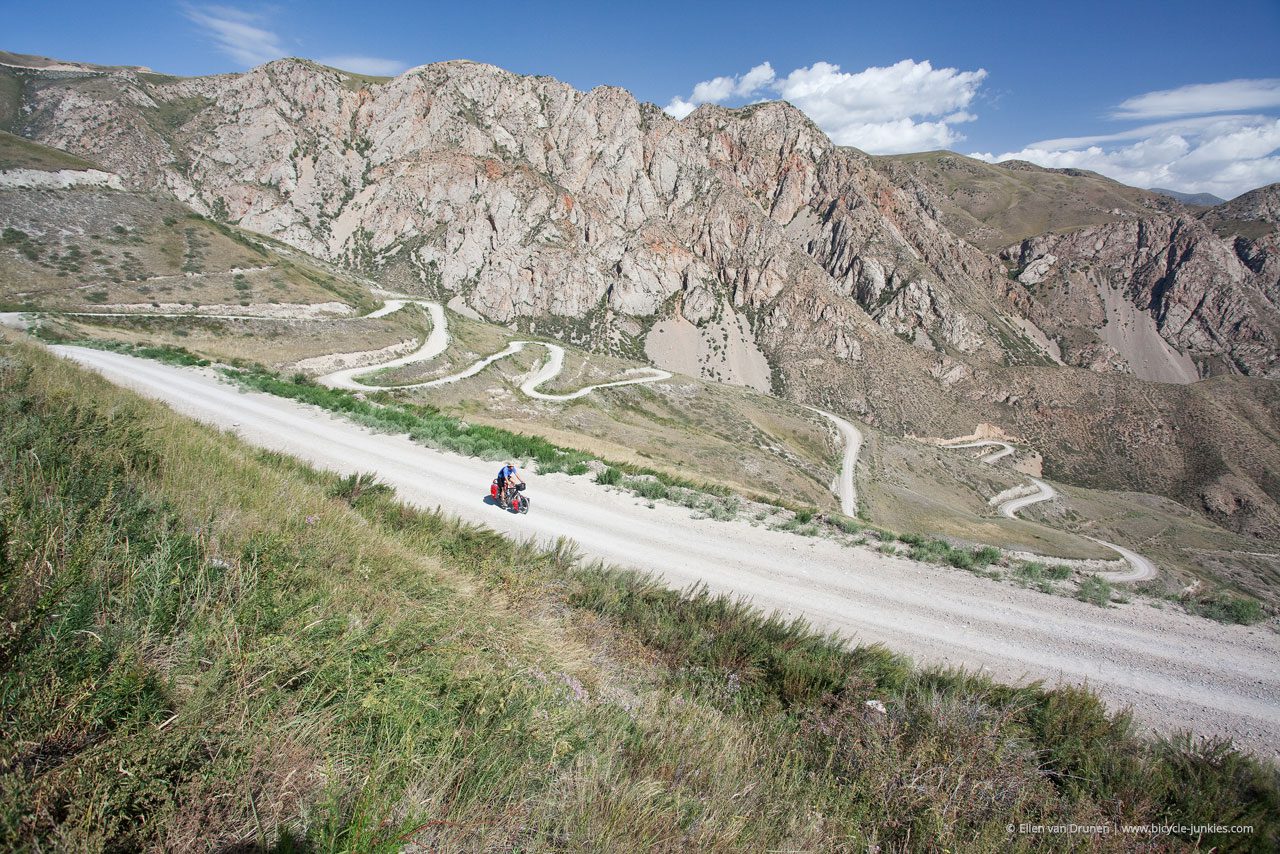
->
[10,56,1278,381]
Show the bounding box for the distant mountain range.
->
[1149,187,1227,206]
[3,50,1280,540]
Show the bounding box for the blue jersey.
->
[498,465,517,480]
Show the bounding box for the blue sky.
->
[6,0,1280,196]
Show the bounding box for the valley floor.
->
[58,344,1280,760]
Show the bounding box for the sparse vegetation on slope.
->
[227,366,746,504]
[0,188,379,316]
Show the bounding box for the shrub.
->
[972,546,1002,566]
[1184,593,1265,625]
[1018,561,1045,580]
[595,466,622,486]
[702,497,738,522]
[66,339,209,367]
[626,477,669,501]
[328,471,392,507]
[829,516,862,535]
[1076,575,1113,607]
[1046,564,1073,581]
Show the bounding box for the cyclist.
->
[496,461,524,505]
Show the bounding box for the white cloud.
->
[840,117,965,154]
[738,61,776,94]
[774,60,984,123]
[663,97,695,120]
[317,55,407,76]
[186,5,404,75]
[664,96,698,120]
[775,60,986,153]
[185,5,285,66]
[663,58,986,154]
[971,115,1280,199]
[689,75,736,103]
[664,61,775,118]
[1030,114,1260,149]
[1114,78,1280,119]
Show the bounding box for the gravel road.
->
[55,345,1280,759]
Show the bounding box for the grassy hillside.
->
[0,129,100,171]
[872,151,1177,249]
[0,67,25,133]
[2,334,1278,850]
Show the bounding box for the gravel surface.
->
[808,406,863,515]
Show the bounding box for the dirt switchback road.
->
[56,346,1280,759]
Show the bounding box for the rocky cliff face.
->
[1003,214,1280,380]
[7,55,1280,538]
[9,59,1036,367]
[14,56,1273,385]
[1203,184,1280,314]
[1214,183,1280,225]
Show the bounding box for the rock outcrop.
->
[1004,214,1280,379]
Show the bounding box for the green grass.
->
[623,476,669,501]
[828,515,863,535]
[343,473,1280,852]
[228,367,733,491]
[1183,593,1266,625]
[903,535,1005,572]
[232,368,594,474]
[0,70,22,132]
[2,337,1278,851]
[0,347,609,850]
[0,129,100,171]
[42,336,210,367]
[1017,560,1073,583]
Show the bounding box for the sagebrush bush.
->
[1076,575,1114,607]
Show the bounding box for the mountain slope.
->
[5,54,1280,539]
[874,152,1181,250]
[1002,212,1280,380]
